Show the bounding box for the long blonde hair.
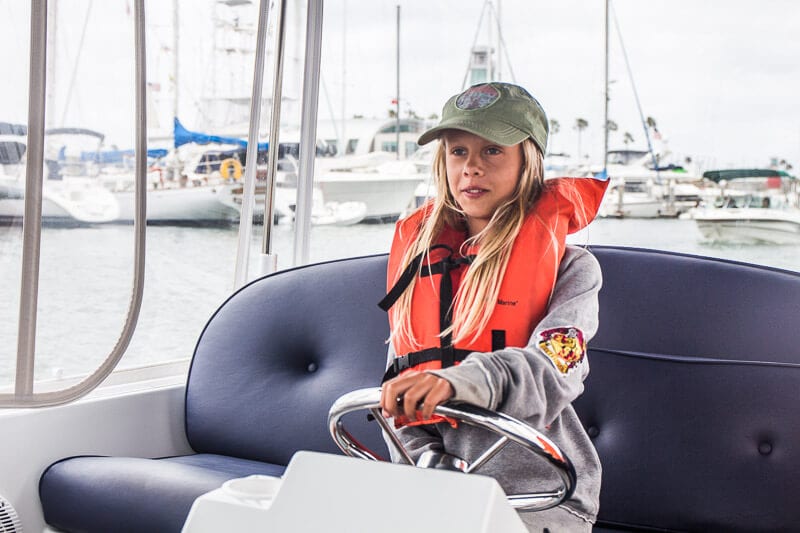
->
[391,137,545,349]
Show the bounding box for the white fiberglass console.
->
[182,450,527,532]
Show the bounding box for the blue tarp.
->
[77,148,169,164]
[173,117,269,151]
[0,122,27,136]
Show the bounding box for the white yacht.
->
[596,150,705,218]
[0,125,119,224]
[686,169,800,244]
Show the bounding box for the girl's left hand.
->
[380,370,454,422]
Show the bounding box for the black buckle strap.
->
[380,244,476,383]
[378,244,454,312]
[379,245,475,312]
[381,347,472,383]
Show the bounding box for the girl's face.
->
[443,130,523,236]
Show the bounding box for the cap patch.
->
[537,327,585,375]
[456,85,499,110]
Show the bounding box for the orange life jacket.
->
[380,177,607,426]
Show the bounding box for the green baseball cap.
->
[418,82,549,154]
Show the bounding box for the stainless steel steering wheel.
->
[328,387,576,512]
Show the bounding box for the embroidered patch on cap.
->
[456,84,500,110]
[537,327,586,375]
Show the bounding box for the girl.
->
[379,82,608,531]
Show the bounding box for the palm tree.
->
[549,119,560,153]
[574,118,588,161]
[623,132,634,146]
[606,120,618,149]
[646,116,660,139]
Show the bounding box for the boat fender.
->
[220,158,243,180]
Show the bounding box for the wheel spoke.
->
[328,387,575,512]
[369,407,414,465]
[465,436,510,473]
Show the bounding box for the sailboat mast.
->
[172,0,179,121]
[603,0,609,175]
[496,0,501,80]
[46,0,57,128]
[395,4,400,159]
[340,0,347,155]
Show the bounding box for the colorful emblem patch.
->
[456,84,499,110]
[537,327,586,375]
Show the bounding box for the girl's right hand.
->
[380,370,454,422]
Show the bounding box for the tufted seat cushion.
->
[575,247,800,531]
[40,254,391,533]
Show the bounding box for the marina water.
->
[3,218,800,387]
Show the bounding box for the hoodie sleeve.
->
[427,245,602,429]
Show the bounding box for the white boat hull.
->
[112,185,240,224]
[598,183,701,218]
[223,183,365,226]
[315,171,423,221]
[0,178,119,224]
[690,207,800,244]
[599,192,664,218]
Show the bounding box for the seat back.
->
[185,254,391,464]
[577,246,800,531]
[182,246,800,531]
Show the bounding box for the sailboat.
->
[596,0,704,219]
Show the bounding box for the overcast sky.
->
[1,0,798,171]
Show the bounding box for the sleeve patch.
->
[537,327,586,375]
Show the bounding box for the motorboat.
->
[311,152,427,222]
[684,168,800,244]
[0,124,119,224]
[596,150,705,218]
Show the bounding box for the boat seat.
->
[39,247,800,532]
[40,254,392,533]
[577,247,800,531]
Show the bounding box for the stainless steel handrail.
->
[2,0,148,407]
[14,0,48,398]
[260,0,288,266]
[292,0,324,267]
[233,0,273,288]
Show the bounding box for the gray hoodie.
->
[384,245,602,531]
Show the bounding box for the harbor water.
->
[2,218,800,387]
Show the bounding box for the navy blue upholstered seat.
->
[39,247,800,532]
[40,254,391,533]
[576,247,800,532]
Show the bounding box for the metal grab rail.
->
[2,0,148,407]
[233,0,274,289]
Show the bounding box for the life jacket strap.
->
[378,245,475,312]
[378,244,454,311]
[491,330,507,352]
[381,347,472,383]
[380,244,478,383]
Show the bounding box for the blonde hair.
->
[391,137,545,349]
